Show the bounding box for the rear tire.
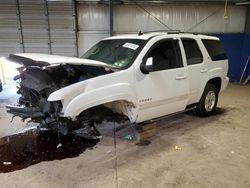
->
[194,83,218,117]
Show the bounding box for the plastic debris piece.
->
[3,162,12,165]
[57,143,62,148]
[231,151,235,154]
[123,134,134,141]
[175,145,182,151]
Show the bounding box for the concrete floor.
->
[0,84,250,188]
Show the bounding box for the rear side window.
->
[202,39,227,61]
[181,39,203,65]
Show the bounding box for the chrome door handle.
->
[200,68,208,73]
[175,75,187,80]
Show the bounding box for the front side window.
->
[146,40,183,71]
[202,39,227,61]
[182,38,203,65]
[81,39,146,69]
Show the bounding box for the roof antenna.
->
[138,31,143,36]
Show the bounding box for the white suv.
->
[7,31,228,137]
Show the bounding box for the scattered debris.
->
[57,143,62,148]
[175,145,182,151]
[123,134,134,141]
[107,150,112,154]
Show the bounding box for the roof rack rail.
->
[138,30,183,35]
[138,30,208,36]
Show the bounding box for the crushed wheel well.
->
[207,77,222,92]
[77,100,136,123]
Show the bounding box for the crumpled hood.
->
[7,53,112,68]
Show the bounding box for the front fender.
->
[48,80,88,102]
[62,83,137,117]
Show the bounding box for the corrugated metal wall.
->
[0,0,22,57]
[77,4,246,55]
[0,1,247,58]
[0,0,77,57]
[78,4,110,56]
[48,0,77,56]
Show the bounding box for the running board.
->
[140,104,196,125]
[115,104,197,133]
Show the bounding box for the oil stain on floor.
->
[0,108,226,173]
[0,129,99,173]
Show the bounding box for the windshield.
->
[81,39,146,69]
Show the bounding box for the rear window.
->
[202,39,227,61]
[181,39,203,65]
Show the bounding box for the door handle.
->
[200,68,208,73]
[175,75,187,80]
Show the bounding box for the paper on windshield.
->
[123,43,139,50]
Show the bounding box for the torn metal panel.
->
[104,100,138,122]
[6,53,116,136]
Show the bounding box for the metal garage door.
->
[77,3,246,54]
[0,0,22,57]
[0,0,77,58]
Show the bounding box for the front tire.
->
[194,83,218,117]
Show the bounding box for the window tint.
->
[202,39,227,61]
[182,39,203,65]
[147,40,183,71]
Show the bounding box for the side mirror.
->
[140,57,154,74]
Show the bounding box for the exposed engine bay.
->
[6,54,128,139]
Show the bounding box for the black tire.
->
[194,83,218,117]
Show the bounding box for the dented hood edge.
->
[7,53,113,68]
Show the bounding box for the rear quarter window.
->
[181,38,203,65]
[202,39,227,61]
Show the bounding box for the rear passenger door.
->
[181,38,207,104]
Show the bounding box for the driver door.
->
[136,38,189,122]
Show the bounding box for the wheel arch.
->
[207,77,222,92]
[62,87,139,122]
[197,76,222,103]
[72,99,138,123]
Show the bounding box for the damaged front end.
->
[6,54,127,138]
